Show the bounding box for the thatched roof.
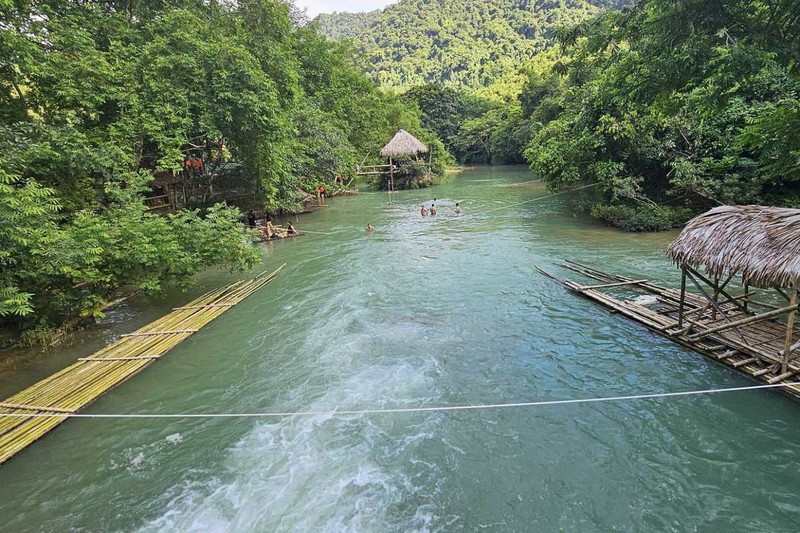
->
[379,129,428,158]
[668,205,800,287]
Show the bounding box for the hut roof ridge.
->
[380,129,428,158]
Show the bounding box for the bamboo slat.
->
[121,329,199,337]
[0,403,76,414]
[0,264,286,465]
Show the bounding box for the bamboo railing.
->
[0,265,285,465]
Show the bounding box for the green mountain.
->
[315,10,382,40]
[315,0,636,88]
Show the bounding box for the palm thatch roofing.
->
[379,129,428,158]
[668,205,800,287]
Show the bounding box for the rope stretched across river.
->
[1,381,796,419]
[481,182,599,215]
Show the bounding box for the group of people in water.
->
[248,198,463,241]
[421,200,461,217]
[259,220,297,241]
[246,211,299,241]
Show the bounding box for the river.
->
[1,166,798,532]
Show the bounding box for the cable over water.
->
[2,381,796,419]
[481,182,599,214]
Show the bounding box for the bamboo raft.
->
[539,261,800,397]
[0,265,285,465]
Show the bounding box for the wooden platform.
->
[539,261,800,396]
[0,265,285,465]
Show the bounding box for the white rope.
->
[2,381,797,419]
[482,182,599,215]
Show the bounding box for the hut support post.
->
[743,280,749,312]
[782,286,798,374]
[389,157,394,192]
[712,273,721,320]
[678,266,687,328]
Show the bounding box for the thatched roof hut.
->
[668,205,800,287]
[379,129,428,158]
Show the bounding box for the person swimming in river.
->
[430,203,437,216]
[421,205,428,216]
[455,202,461,214]
[366,224,375,232]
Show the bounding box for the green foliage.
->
[313,10,382,40]
[402,84,485,152]
[0,0,426,339]
[522,0,800,230]
[591,204,694,232]
[317,0,636,90]
[0,170,260,329]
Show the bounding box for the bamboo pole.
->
[781,286,798,374]
[678,266,687,328]
[0,267,285,465]
[0,403,75,414]
[687,304,800,341]
[580,280,648,290]
[743,280,750,312]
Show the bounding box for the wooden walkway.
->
[0,265,285,465]
[539,261,800,397]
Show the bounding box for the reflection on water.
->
[1,166,799,532]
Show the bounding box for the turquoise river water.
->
[0,167,799,532]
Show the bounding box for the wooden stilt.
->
[678,266,687,328]
[743,280,750,312]
[782,286,798,374]
[389,157,394,192]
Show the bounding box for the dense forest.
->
[523,0,800,229]
[316,0,634,88]
[0,0,438,341]
[5,0,800,343]
[322,0,800,230]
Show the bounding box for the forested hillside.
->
[315,10,381,40]
[522,0,800,229]
[321,0,800,231]
[0,0,433,342]
[315,0,634,88]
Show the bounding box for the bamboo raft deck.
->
[0,265,285,465]
[539,261,800,397]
